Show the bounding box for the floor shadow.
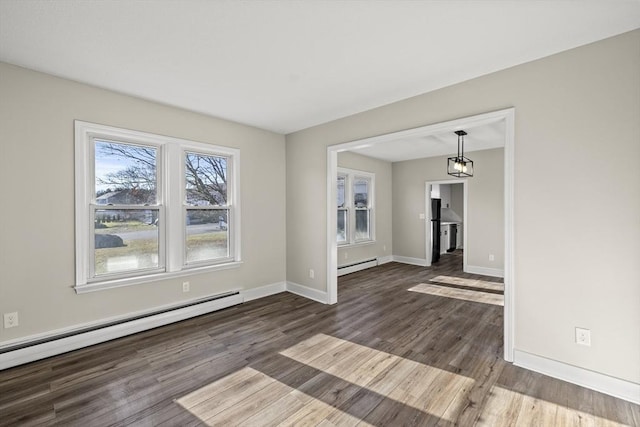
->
[249,353,454,426]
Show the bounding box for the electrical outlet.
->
[4,312,19,329]
[182,281,190,293]
[489,254,495,261]
[344,252,348,259]
[309,269,315,279]
[419,213,426,220]
[575,327,591,346]
[383,245,386,252]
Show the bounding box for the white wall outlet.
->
[383,245,386,252]
[489,254,495,261]
[309,269,315,279]
[182,281,190,293]
[575,327,591,346]
[344,252,348,259]
[419,213,425,220]
[4,312,19,329]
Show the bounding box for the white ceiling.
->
[1,1,638,134]
[350,120,506,163]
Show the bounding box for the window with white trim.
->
[337,168,374,245]
[184,151,232,265]
[75,121,240,292]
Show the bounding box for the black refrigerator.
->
[431,198,441,263]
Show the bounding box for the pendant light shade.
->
[447,130,474,177]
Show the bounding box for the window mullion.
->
[342,174,349,244]
[348,177,355,244]
[166,143,182,272]
[351,207,357,244]
[225,206,233,260]
[230,151,241,262]
[88,205,97,281]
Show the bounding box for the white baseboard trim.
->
[514,349,640,404]
[393,255,427,267]
[242,281,286,302]
[286,281,329,304]
[377,255,393,265]
[337,259,377,276]
[0,293,243,371]
[465,265,504,278]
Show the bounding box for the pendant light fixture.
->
[447,130,474,177]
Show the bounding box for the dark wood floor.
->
[1,251,638,426]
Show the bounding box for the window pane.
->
[354,178,369,207]
[337,209,347,242]
[95,140,157,204]
[186,209,229,264]
[355,209,370,240]
[185,152,228,206]
[337,175,346,207]
[94,209,159,276]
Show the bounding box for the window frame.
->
[337,167,375,246]
[75,121,241,293]
[89,138,165,282]
[182,150,234,268]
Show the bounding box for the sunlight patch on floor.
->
[175,365,320,426]
[175,333,476,425]
[479,385,630,426]
[430,275,504,292]
[409,283,504,306]
[280,333,475,422]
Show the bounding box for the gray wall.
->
[392,148,503,270]
[450,183,464,221]
[0,62,287,342]
[337,151,392,266]
[286,30,640,383]
[450,183,464,247]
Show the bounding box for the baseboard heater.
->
[337,258,378,277]
[0,291,242,370]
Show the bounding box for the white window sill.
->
[338,240,376,248]
[74,261,243,294]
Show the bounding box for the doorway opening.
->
[426,180,467,269]
[327,108,515,361]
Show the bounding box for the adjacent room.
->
[1,1,639,425]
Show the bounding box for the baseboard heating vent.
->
[337,258,378,276]
[0,291,242,370]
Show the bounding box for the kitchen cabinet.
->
[441,222,462,253]
[440,225,448,254]
[440,184,452,209]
